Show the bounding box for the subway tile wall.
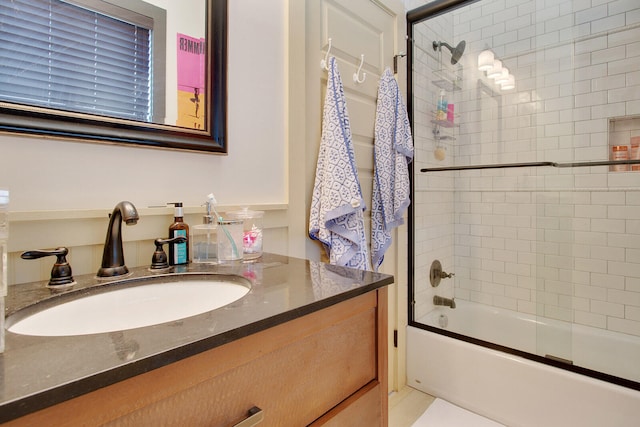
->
[412,0,640,338]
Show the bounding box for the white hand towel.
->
[371,67,414,271]
[309,56,371,270]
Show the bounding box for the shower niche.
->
[608,115,640,172]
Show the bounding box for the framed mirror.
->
[0,0,227,153]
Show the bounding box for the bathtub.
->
[407,300,640,427]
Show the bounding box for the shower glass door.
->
[409,0,640,388]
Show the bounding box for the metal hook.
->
[353,54,366,83]
[393,52,407,74]
[320,38,332,70]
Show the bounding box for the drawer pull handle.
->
[233,406,264,427]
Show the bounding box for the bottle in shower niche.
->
[611,145,629,172]
[168,202,189,265]
[631,136,640,171]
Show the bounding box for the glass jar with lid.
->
[226,207,264,260]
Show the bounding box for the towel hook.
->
[353,54,366,83]
[320,38,332,70]
[393,52,407,74]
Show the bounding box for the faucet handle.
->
[150,236,187,270]
[430,259,455,287]
[21,247,76,288]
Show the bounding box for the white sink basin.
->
[8,278,250,337]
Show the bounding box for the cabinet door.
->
[310,381,383,427]
[114,303,377,426]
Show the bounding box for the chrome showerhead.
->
[432,40,466,65]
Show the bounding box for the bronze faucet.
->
[97,201,139,277]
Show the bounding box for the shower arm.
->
[433,41,453,52]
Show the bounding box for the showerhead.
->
[432,40,466,65]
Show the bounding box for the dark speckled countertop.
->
[0,253,394,423]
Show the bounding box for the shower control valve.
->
[430,259,455,287]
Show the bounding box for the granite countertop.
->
[0,253,393,423]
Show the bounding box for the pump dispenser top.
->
[202,196,214,224]
[192,195,218,264]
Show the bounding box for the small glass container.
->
[226,207,264,260]
[191,222,218,264]
[217,219,244,262]
[611,145,629,172]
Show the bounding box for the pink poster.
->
[176,34,206,129]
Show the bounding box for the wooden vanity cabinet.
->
[5,288,388,426]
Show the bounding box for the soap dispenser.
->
[191,197,218,264]
[167,202,189,265]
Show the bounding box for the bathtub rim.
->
[408,318,640,392]
[406,324,640,427]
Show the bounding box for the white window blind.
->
[0,0,152,122]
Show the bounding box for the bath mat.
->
[411,398,505,427]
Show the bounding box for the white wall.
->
[0,0,286,212]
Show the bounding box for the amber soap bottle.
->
[168,202,189,265]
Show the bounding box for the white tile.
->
[575,90,608,108]
[575,63,608,82]
[608,260,640,277]
[608,233,640,249]
[591,218,625,233]
[575,34,607,54]
[591,46,626,65]
[607,316,640,335]
[628,8,640,26]
[608,205,640,220]
[609,288,640,307]
[574,4,607,25]
[627,99,640,115]
[592,13,626,34]
[626,305,640,322]
[592,300,625,317]
[592,191,626,205]
[608,84,640,102]
[575,257,607,273]
[575,283,607,300]
[574,310,607,328]
[608,0,640,15]
[608,27,640,47]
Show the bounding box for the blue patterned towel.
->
[371,67,414,271]
[309,56,371,270]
